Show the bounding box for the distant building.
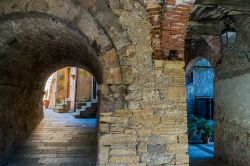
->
[45,67,97,114]
[186,58,214,120]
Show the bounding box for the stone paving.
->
[189,143,230,166]
[1,109,97,166]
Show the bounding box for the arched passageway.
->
[1,67,99,165]
[0,0,250,166]
[184,21,250,165]
[0,12,103,164]
[0,9,126,164]
[0,1,140,165]
[185,57,218,165]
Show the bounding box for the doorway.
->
[186,58,215,162]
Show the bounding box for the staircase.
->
[73,99,97,118]
[52,99,70,113]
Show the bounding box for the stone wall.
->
[0,88,43,159]
[95,1,189,165]
[214,73,250,166]
[98,60,188,165]
[213,15,250,166]
[217,15,250,78]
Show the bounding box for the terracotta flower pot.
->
[202,136,210,144]
[44,100,49,108]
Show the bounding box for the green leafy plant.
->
[188,115,212,142]
[188,115,200,141]
[199,118,212,138]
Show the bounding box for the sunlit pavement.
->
[1,109,97,166]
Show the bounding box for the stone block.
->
[160,115,187,125]
[141,152,174,165]
[166,86,186,102]
[137,142,147,153]
[101,49,119,68]
[154,60,164,68]
[126,45,136,58]
[130,115,160,126]
[103,67,122,84]
[27,1,48,12]
[99,134,137,147]
[127,164,146,166]
[163,69,185,78]
[121,66,135,84]
[124,128,136,134]
[99,123,110,133]
[110,147,136,156]
[173,77,185,86]
[128,101,141,110]
[152,125,187,135]
[175,154,189,165]
[176,103,186,112]
[98,146,110,164]
[110,126,125,133]
[163,61,185,70]
[100,116,128,124]
[125,91,143,101]
[137,128,152,137]
[95,10,131,50]
[147,144,166,154]
[177,134,188,143]
[99,84,111,96]
[143,91,160,102]
[132,109,153,116]
[143,135,178,144]
[109,155,140,164]
[114,109,132,117]
[167,143,188,154]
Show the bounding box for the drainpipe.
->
[74,68,78,112]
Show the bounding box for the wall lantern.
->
[220,26,237,46]
[220,18,250,63]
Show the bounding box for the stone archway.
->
[0,9,125,162]
[0,1,158,165]
[1,0,249,166]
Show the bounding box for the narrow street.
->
[1,109,97,166]
[189,144,230,166]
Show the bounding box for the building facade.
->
[45,67,96,113]
[186,58,214,118]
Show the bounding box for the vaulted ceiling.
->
[189,0,250,35]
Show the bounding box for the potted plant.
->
[199,118,212,144]
[188,115,199,142]
[188,115,212,144]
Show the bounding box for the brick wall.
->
[146,0,195,60]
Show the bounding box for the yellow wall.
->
[76,69,93,102]
[48,67,93,108]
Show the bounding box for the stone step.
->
[1,109,97,166]
[73,100,98,118]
